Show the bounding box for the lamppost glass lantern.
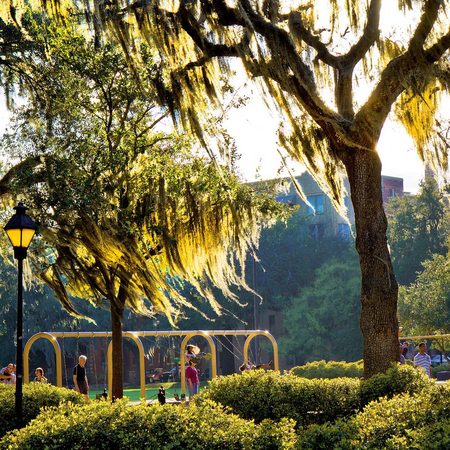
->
[4,203,37,259]
[3,202,37,426]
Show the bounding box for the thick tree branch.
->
[354,1,448,146]
[0,155,45,196]
[287,11,339,67]
[342,0,381,66]
[408,0,442,52]
[424,29,450,63]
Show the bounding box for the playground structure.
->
[23,330,279,398]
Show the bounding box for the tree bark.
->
[342,149,399,378]
[110,300,124,399]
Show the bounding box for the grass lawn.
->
[89,381,208,402]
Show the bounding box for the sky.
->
[225,90,425,194]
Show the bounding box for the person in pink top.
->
[185,358,199,400]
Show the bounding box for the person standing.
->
[73,355,89,401]
[185,358,200,400]
[414,342,432,378]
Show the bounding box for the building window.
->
[306,194,324,215]
[309,223,325,240]
[338,223,350,240]
[388,188,398,198]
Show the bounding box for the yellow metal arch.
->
[24,329,278,400]
[23,332,62,385]
[243,331,279,371]
[179,331,217,396]
[107,332,146,400]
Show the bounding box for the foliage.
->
[296,384,450,449]
[387,179,450,285]
[0,399,297,450]
[198,369,361,426]
[280,255,362,364]
[290,360,363,379]
[198,365,431,427]
[359,364,432,406]
[399,253,450,356]
[0,383,83,437]
[432,363,450,377]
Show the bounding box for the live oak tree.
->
[0,20,280,397]
[2,1,450,377]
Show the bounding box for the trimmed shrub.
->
[296,384,450,449]
[0,383,84,437]
[290,360,363,379]
[351,384,450,449]
[198,370,361,426]
[198,364,431,428]
[359,363,432,405]
[0,399,298,450]
[403,418,450,450]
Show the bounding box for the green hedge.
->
[290,360,363,379]
[0,399,297,450]
[0,383,84,437]
[296,383,450,449]
[198,364,431,427]
[359,363,432,405]
[198,370,361,425]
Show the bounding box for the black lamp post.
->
[4,203,37,426]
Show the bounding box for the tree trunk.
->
[110,300,124,399]
[343,149,399,378]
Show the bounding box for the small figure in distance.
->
[73,355,89,401]
[413,342,432,378]
[185,344,200,363]
[33,367,48,383]
[239,362,256,372]
[158,385,166,405]
[399,343,408,364]
[239,361,272,372]
[0,363,16,384]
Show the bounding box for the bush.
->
[359,363,432,405]
[198,364,431,428]
[0,399,298,450]
[198,370,361,426]
[290,360,363,379]
[296,383,450,449]
[0,383,84,437]
[351,384,450,449]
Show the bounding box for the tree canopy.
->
[0,16,283,395]
[387,178,450,285]
[1,0,450,376]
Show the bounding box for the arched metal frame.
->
[24,329,279,398]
